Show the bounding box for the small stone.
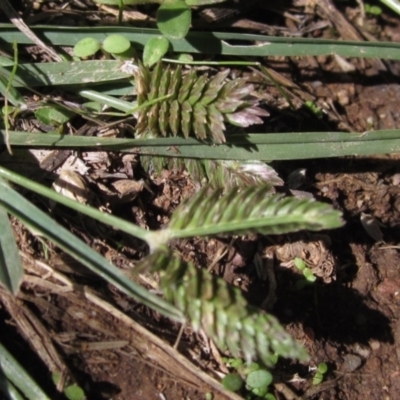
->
[369,340,381,351]
[341,354,362,373]
[354,343,371,359]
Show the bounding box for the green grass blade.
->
[1,24,400,59]
[2,130,400,160]
[0,205,24,294]
[0,60,131,88]
[0,177,183,322]
[0,166,152,243]
[0,374,25,400]
[0,342,50,400]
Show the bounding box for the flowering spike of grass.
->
[133,62,268,143]
[135,247,309,365]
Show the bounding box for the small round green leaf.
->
[303,268,317,282]
[143,36,169,67]
[222,374,244,392]
[312,371,324,386]
[64,384,85,400]
[103,34,131,54]
[73,37,101,58]
[156,1,191,40]
[251,386,268,397]
[228,358,243,369]
[243,362,259,375]
[317,362,328,374]
[246,370,273,389]
[176,53,193,63]
[1,105,16,115]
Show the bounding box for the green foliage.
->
[73,37,101,58]
[0,342,50,400]
[246,370,273,389]
[312,362,328,385]
[157,1,191,40]
[222,357,276,398]
[143,36,170,66]
[365,3,383,15]
[103,34,130,54]
[73,35,135,60]
[136,247,309,365]
[52,373,85,400]
[222,374,244,392]
[92,0,227,41]
[134,61,269,143]
[294,257,317,285]
[34,105,74,126]
[304,100,323,119]
[0,206,23,294]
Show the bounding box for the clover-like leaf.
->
[156,0,191,40]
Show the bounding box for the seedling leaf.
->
[246,369,273,389]
[73,38,101,58]
[143,37,169,67]
[222,374,243,392]
[103,34,131,54]
[64,384,85,400]
[317,362,328,374]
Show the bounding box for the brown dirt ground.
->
[1,1,400,399]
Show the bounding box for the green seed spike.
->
[181,101,192,139]
[133,61,268,143]
[169,100,180,136]
[188,73,208,105]
[193,102,207,140]
[159,101,169,136]
[148,61,163,101]
[158,64,171,98]
[168,65,182,100]
[201,69,231,106]
[178,69,197,103]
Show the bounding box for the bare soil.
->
[1,1,400,399]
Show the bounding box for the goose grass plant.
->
[0,7,400,397]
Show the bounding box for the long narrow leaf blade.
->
[167,186,343,238]
[0,60,132,87]
[1,24,400,59]
[0,207,24,294]
[2,130,400,160]
[0,180,183,322]
[0,342,50,400]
